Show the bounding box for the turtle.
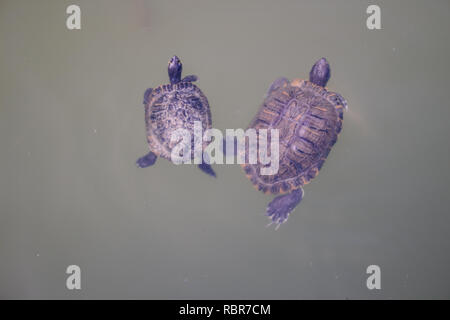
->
[241,58,347,228]
[136,55,216,177]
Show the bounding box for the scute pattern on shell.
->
[242,79,345,194]
[144,82,212,160]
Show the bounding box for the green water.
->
[1,0,450,299]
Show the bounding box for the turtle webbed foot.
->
[266,188,304,228]
[136,151,157,168]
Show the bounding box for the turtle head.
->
[309,57,330,87]
[168,55,182,84]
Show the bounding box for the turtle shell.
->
[242,79,345,194]
[144,81,212,160]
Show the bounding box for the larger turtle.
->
[242,58,347,228]
[136,56,216,177]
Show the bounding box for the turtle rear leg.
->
[136,151,157,168]
[266,188,304,229]
[198,163,216,177]
[198,152,216,177]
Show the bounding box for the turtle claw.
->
[265,219,283,230]
[266,188,304,227]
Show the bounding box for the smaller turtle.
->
[136,56,216,177]
[241,58,347,228]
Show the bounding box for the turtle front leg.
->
[181,75,198,82]
[334,92,348,111]
[143,88,153,105]
[266,77,289,98]
[266,188,304,228]
[136,151,157,168]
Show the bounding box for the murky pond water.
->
[1,0,449,299]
